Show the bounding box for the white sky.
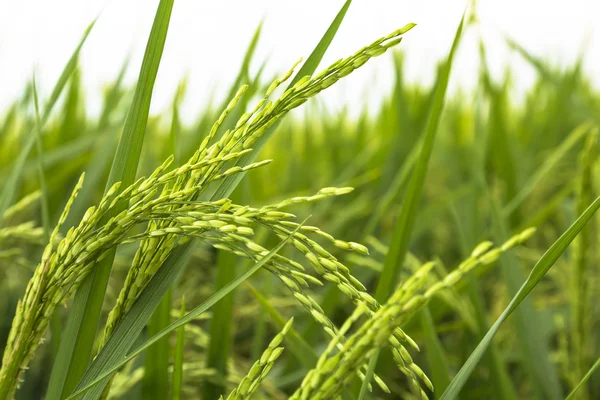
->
[0,0,598,122]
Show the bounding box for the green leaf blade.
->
[46,2,175,398]
[441,194,600,400]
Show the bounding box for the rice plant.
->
[1,1,599,400]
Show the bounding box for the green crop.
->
[0,2,599,400]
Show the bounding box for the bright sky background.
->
[0,0,598,122]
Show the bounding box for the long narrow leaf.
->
[490,216,562,398]
[502,121,591,217]
[566,356,600,400]
[31,76,50,243]
[359,12,465,397]
[440,194,600,399]
[46,2,175,397]
[374,12,465,302]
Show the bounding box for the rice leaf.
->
[490,187,563,398]
[358,353,380,400]
[502,122,592,217]
[46,2,175,397]
[168,80,185,163]
[362,13,464,396]
[505,37,555,83]
[440,194,600,400]
[0,132,112,182]
[566,356,600,400]
[373,12,464,302]
[31,75,50,243]
[363,135,421,237]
